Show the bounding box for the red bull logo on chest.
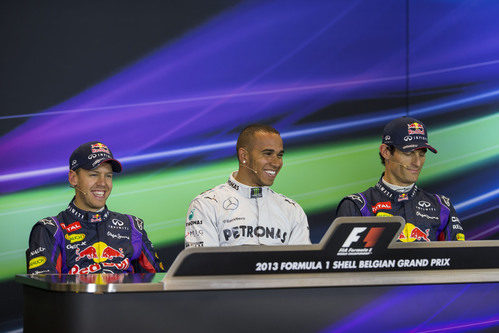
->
[75,241,125,263]
[398,223,430,242]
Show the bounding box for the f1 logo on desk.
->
[338,227,385,256]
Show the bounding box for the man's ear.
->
[238,148,248,164]
[68,170,78,187]
[379,144,392,160]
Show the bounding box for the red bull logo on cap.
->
[75,242,125,263]
[398,223,430,242]
[91,142,111,154]
[408,122,425,135]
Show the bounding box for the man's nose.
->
[270,156,282,167]
[96,175,107,185]
[412,154,424,167]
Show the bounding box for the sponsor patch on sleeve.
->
[29,256,47,270]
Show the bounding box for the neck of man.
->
[381,177,414,193]
[73,197,105,213]
[234,168,259,187]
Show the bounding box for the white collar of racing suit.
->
[227,172,271,199]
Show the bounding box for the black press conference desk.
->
[16,217,499,333]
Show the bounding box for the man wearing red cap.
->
[26,141,165,274]
[336,117,465,242]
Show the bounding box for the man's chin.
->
[88,201,107,211]
[261,178,275,187]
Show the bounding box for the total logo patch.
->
[372,202,392,214]
[61,221,82,233]
[65,233,86,243]
[456,233,465,241]
[29,256,47,270]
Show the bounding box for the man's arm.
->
[288,205,311,245]
[335,197,363,217]
[185,197,220,248]
[27,218,63,274]
[441,197,465,241]
[129,216,166,273]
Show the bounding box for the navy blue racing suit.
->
[336,177,465,242]
[27,199,165,274]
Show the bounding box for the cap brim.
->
[417,145,437,154]
[397,143,437,154]
[102,158,123,173]
[79,158,123,173]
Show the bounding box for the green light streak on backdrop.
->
[0,113,497,281]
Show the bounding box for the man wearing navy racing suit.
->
[27,141,165,274]
[336,117,465,242]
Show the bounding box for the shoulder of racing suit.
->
[126,214,146,233]
[270,189,301,208]
[339,192,371,216]
[193,183,228,204]
[32,216,60,236]
[433,193,452,209]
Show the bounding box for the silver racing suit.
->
[185,172,311,247]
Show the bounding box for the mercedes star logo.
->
[223,197,239,210]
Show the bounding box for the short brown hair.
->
[380,145,395,165]
[236,124,280,160]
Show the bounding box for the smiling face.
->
[236,131,284,187]
[381,145,427,186]
[68,162,113,211]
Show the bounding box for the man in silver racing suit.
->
[185,124,310,247]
